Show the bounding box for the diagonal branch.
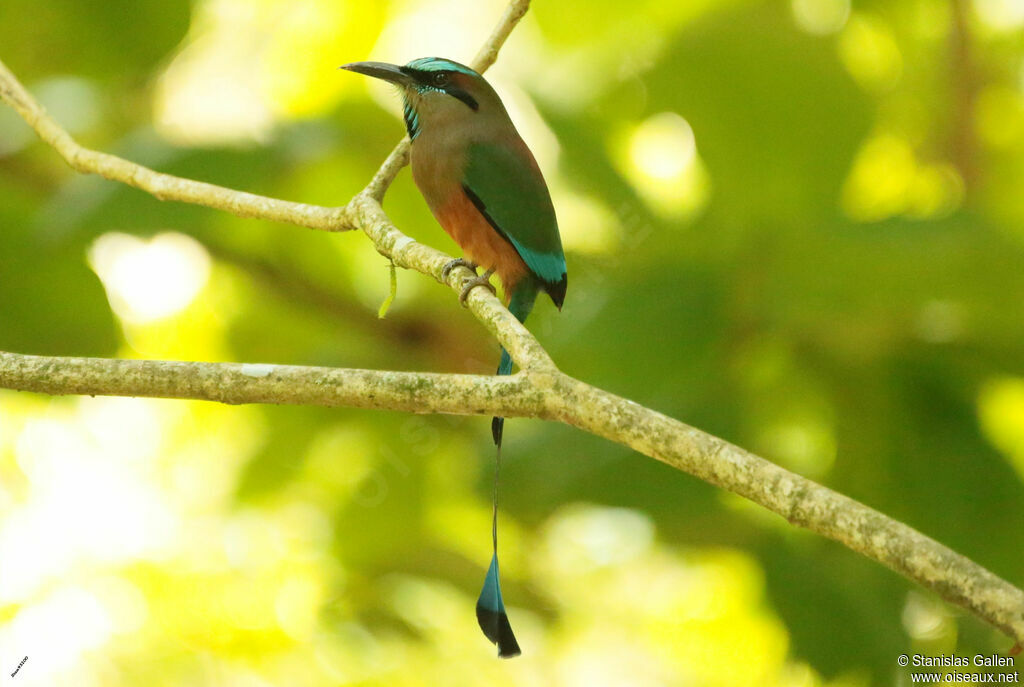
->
[1,0,1023,651]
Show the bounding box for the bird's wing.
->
[461,140,566,285]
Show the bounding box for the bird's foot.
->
[442,258,478,281]
[459,269,496,306]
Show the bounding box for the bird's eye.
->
[432,72,449,87]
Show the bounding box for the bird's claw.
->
[442,258,478,281]
[459,269,495,306]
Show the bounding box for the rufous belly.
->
[432,190,529,299]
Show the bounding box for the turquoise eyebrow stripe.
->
[403,57,479,77]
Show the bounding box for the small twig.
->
[378,260,398,319]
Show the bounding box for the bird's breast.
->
[410,141,528,295]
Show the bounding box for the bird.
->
[341,57,567,658]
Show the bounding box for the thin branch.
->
[0,60,349,232]
[362,141,411,202]
[469,0,531,73]
[2,0,1023,649]
[949,0,980,192]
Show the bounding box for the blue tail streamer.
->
[478,281,537,657]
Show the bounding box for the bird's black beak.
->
[340,61,414,87]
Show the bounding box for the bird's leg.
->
[441,257,478,281]
[459,269,496,306]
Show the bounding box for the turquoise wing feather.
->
[462,141,566,285]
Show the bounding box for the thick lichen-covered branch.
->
[1,349,1023,644]
[1,0,1022,650]
[0,351,539,416]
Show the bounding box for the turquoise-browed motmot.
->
[342,57,567,658]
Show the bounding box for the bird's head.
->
[341,57,504,140]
